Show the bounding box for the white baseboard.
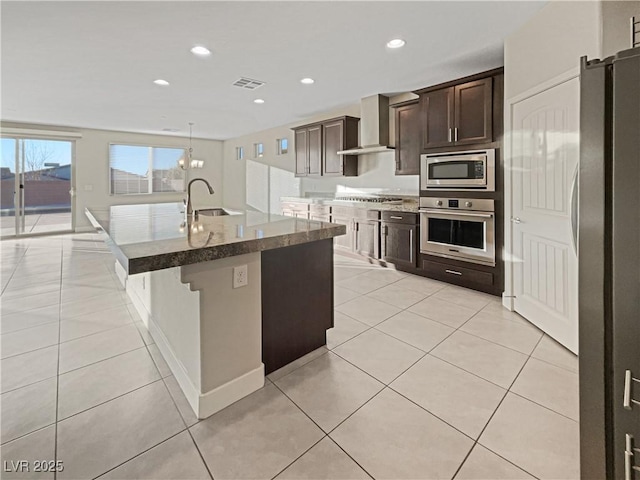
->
[74,226,96,233]
[126,283,150,326]
[148,316,264,420]
[502,293,515,311]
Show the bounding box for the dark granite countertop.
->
[86,203,345,275]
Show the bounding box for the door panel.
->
[307,126,322,176]
[295,129,308,176]
[454,78,493,145]
[323,120,343,176]
[512,77,579,353]
[395,103,420,175]
[421,87,454,149]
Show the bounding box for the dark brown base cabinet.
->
[381,212,418,268]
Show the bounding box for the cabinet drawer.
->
[422,260,493,286]
[353,209,380,221]
[381,211,418,225]
[281,202,308,213]
[309,204,330,215]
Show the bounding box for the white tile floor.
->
[0,234,580,479]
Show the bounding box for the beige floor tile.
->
[431,331,528,388]
[1,271,61,290]
[274,352,384,432]
[1,290,60,316]
[267,347,328,382]
[1,345,58,393]
[147,344,173,378]
[58,347,160,420]
[334,286,361,306]
[1,378,57,444]
[57,381,185,480]
[60,291,129,319]
[479,301,533,327]
[59,304,133,342]
[511,357,579,420]
[101,431,211,479]
[479,393,580,480]
[531,335,578,373]
[334,266,370,282]
[0,304,59,335]
[335,296,401,327]
[1,322,59,359]
[432,286,495,311]
[391,355,505,438]
[190,383,324,480]
[455,444,536,479]
[376,310,454,352]
[331,388,473,479]
[276,437,370,479]
[163,375,199,427]
[1,280,60,300]
[392,275,448,296]
[460,310,543,354]
[326,312,369,350]
[336,269,400,294]
[408,296,478,328]
[60,282,122,304]
[58,324,144,374]
[366,284,426,309]
[0,425,56,480]
[333,329,423,384]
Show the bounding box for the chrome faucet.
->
[186,178,214,219]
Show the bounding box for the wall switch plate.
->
[233,265,248,288]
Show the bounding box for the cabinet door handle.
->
[445,269,462,276]
[454,127,458,142]
[390,216,403,220]
[448,128,452,142]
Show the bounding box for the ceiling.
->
[1,1,546,140]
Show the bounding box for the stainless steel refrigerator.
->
[579,45,640,479]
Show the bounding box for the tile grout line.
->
[450,334,546,480]
[185,429,215,480]
[54,242,64,480]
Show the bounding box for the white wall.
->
[602,0,640,57]
[222,100,419,213]
[504,1,602,100]
[1,121,224,230]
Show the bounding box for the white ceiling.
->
[1,1,546,140]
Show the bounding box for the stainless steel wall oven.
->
[419,197,495,266]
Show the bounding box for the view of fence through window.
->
[109,144,186,195]
[1,137,73,236]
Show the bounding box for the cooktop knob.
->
[436,200,443,206]
[465,201,472,208]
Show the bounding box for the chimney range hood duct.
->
[337,94,395,155]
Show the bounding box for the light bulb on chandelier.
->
[179,122,205,170]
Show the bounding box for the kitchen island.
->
[86,203,345,419]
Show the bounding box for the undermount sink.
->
[196,208,238,217]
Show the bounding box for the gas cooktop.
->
[334,196,403,204]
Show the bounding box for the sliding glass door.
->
[1,137,74,237]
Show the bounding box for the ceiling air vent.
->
[232,77,265,90]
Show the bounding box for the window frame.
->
[276,138,288,155]
[236,146,244,160]
[108,142,187,196]
[254,142,264,158]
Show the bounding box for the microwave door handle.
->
[420,209,494,219]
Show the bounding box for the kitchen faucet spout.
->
[186,178,215,219]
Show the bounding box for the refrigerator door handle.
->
[570,165,579,255]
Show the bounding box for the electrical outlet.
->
[233,265,248,288]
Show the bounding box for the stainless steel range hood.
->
[337,94,395,155]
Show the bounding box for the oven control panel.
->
[419,197,494,212]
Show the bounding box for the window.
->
[109,144,186,195]
[254,142,264,158]
[236,146,244,160]
[277,138,288,155]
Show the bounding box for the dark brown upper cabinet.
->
[293,116,359,177]
[394,101,421,175]
[420,76,493,150]
[294,125,322,176]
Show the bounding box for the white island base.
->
[118,252,265,419]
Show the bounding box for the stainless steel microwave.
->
[420,149,496,191]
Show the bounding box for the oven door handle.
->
[419,209,494,219]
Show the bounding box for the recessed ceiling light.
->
[190,45,211,56]
[154,79,170,86]
[300,78,315,84]
[386,38,406,49]
[254,99,265,104]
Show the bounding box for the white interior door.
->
[511,77,579,353]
